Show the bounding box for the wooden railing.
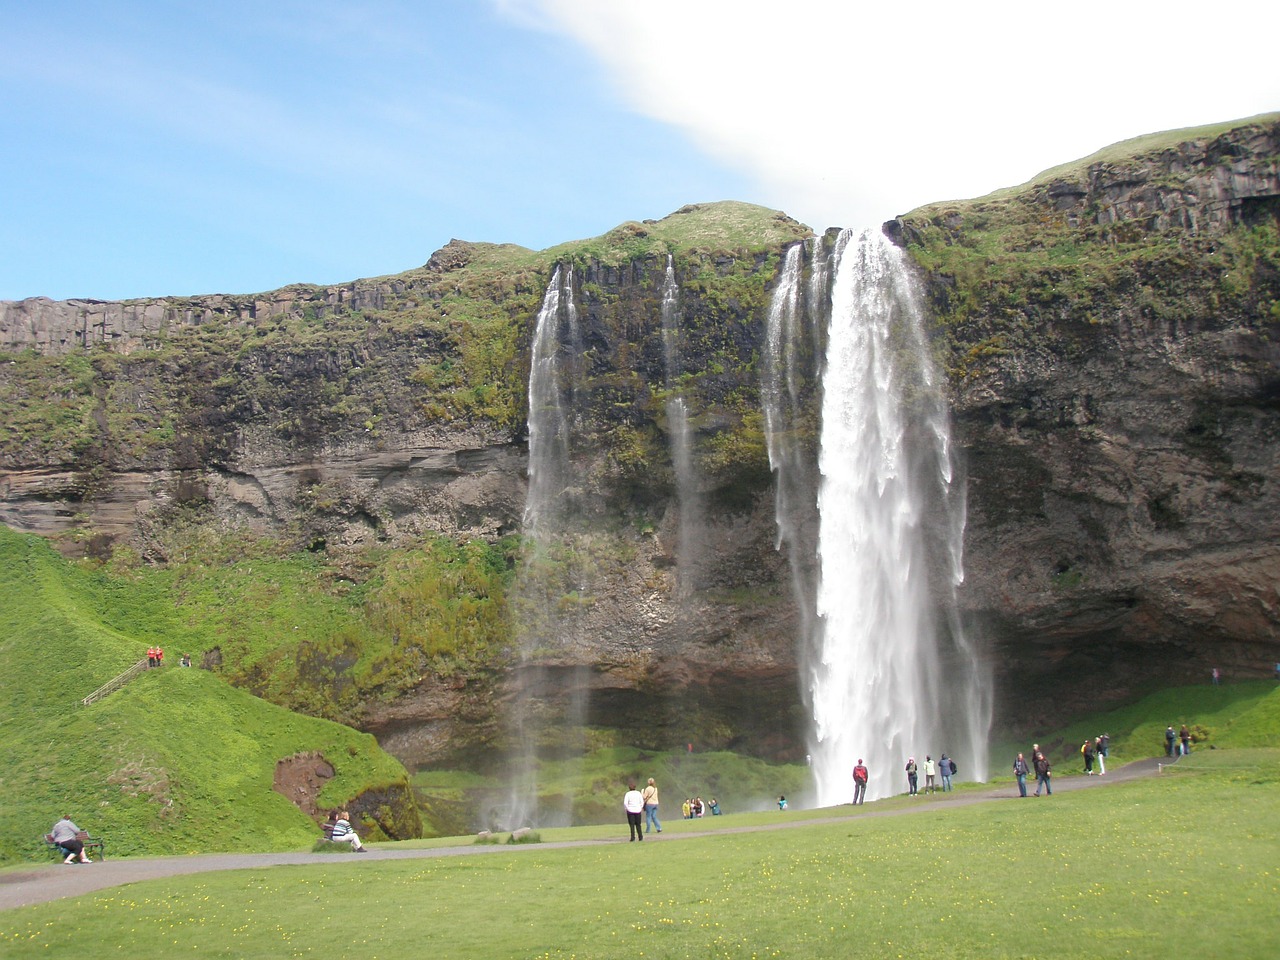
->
[81,658,151,707]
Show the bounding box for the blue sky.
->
[2,1,1277,301]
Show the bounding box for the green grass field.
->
[2,749,1277,959]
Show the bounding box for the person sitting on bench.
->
[50,815,92,864]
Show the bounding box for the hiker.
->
[641,778,661,834]
[623,783,645,841]
[1034,753,1052,796]
[852,759,868,805]
[940,754,955,792]
[905,757,918,795]
[147,646,158,668]
[923,756,937,794]
[49,815,92,864]
[1165,726,1177,757]
[330,811,368,852]
[1180,724,1191,756]
[1013,753,1030,797]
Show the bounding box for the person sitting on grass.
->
[49,814,91,864]
[330,811,368,852]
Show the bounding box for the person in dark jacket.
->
[1033,753,1052,796]
[1013,753,1030,797]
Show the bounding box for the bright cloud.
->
[504,0,1280,231]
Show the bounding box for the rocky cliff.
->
[890,113,1280,721]
[1,119,1278,770]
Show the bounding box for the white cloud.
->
[507,0,1280,231]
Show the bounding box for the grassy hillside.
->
[1,749,1276,957]
[0,527,415,862]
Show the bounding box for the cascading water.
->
[503,264,590,829]
[761,243,822,657]
[660,255,702,598]
[763,230,991,807]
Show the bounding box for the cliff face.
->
[892,115,1280,721]
[0,123,1278,767]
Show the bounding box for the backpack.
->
[949,759,957,775]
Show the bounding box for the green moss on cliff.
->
[896,116,1280,381]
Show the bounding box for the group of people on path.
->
[1014,745,1055,796]
[623,778,725,840]
[1165,724,1193,757]
[903,754,957,796]
[622,778,665,841]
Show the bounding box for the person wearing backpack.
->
[939,754,953,792]
[852,759,869,805]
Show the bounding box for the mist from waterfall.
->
[763,230,991,808]
[661,255,703,599]
[503,265,590,829]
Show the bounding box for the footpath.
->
[0,757,1165,913]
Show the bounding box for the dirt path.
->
[0,757,1167,913]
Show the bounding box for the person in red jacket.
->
[852,760,868,805]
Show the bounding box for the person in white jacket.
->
[623,783,645,841]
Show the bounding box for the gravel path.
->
[0,757,1167,913]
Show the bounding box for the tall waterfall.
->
[503,265,589,829]
[761,244,822,658]
[764,230,991,807]
[661,255,702,598]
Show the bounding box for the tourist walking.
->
[1013,753,1029,797]
[641,777,661,833]
[852,759,868,805]
[905,757,918,795]
[1034,753,1052,796]
[624,783,645,841]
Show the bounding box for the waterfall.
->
[763,230,991,808]
[503,265,590,829]
[761,243,822,660]
[661,256,702,598]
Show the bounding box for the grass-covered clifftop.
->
[0,202,810,467]
[0,527,419,862]
[892,113,1280,382]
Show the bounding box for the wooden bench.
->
[45,831,105,861]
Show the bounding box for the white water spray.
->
[661,256,703,598]
[503,265,590,829]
